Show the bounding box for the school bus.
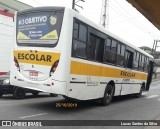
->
[10,7,154,105]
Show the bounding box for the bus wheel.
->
[134,86,143,98]
[50,93,58,97]
[32,92,39,96]
[101,85,114,106]
[13,87,26,99]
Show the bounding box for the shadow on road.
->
[8,94,147,114]
[0,94,51,100]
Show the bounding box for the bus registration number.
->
[29,71,38,76]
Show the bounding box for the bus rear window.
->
[17,11,64,47]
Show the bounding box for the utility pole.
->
[100,0,109,29]
[72,0,85,12]
[72,0,75,10]
[152,39,160,58]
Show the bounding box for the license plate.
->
[29,71,38,76]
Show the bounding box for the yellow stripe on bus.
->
[14,50,60,66]
[70,61,148,80]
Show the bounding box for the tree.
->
[139,46,155,55]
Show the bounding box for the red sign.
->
[29,71,38,76]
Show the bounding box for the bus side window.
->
[87,34,104,62]
[133,52,139,69]
[79,24,87,42]
[145,56,149,72]
[73,22,78,39]
[141,55,145,71]
[95,37,104,62]
[104,38,111,63]
[144,57,149,72]
[116,43,125,66]
[125,50,133,69]
[139,54,143,71]
[88,34,96,60]
[104,38,117,64]
[72,22,87,58]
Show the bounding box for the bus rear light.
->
[50,60,59,76]
[14,57,20,71]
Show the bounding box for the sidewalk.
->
[152,77,160,82]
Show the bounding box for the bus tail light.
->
[50,60,59,76]
[14,57,20,71]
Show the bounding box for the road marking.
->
[145,95,159,99]
[19,113,47,119]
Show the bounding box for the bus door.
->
[146,60,154,91]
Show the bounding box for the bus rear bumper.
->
[10,78,67,95]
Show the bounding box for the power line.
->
[110,2,149,32]
[111,0,160,38]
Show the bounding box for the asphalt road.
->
[1,80,160,129]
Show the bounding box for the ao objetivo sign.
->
[17,13,59,43]
[17,15,50,40]
[18,16,47,26]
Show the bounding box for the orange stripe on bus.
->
[70,61,147,80]
[14,50,60,66]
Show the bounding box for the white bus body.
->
[10,7,154,104]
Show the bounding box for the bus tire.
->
[63,95,69,100]
[50,93,58,97]
[101,85,114,106]
[13,87,26,99]
[134,86,143,98]
[32,91,39,96]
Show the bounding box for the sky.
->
[18,0,160,49]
